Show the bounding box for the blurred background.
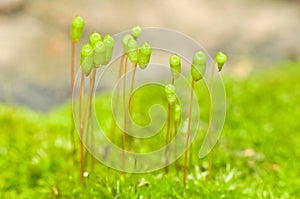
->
[0,0,299,111]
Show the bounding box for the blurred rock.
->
[0,0,24,14]
[0,0,299,110]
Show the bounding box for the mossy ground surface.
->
[0,61,299,198]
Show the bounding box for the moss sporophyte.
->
[115,26,152,170]
[69,18,228,195]
[69,15,84,154]
[207,51,227,180]
[71,22,115,182]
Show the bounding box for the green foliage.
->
[0,61,299,198]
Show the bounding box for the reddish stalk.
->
[111,55,125,143]
[171,77,181,171]
[207,63,216,180]
[122,55,129,170]
[129,63,137,95]
[174,121,179,171]
[165,77,175,173]
[165,103,172,174]
[184,80,195,194]
[126,63,138,150]
[70,41,76,150]
[86,68,97,171]
[125,63,137,150]
[79,72,85,183]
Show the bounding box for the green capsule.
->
[128,51,138,64]
[131,25,142,39]
[215,51,227,72]
[165,84,176,105]
[191,51,206,82]
[127,39,138,52]
[70,16,84,43]
[165,84,175,95]
[138,42,152,69]
[169,54,181,79]
[89,32,102,48]
[94,41,106,67]
[167,94,176,105]
[80,44,94,76]
[174,104,181,122]
[127,39,138,64]
[122,34,134,53]
[103,34,115,64]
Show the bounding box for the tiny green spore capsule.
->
[169,54,181,79]
[191,51,206,82]
[131,25,142,39]
[89,32,102,48]
[122,34,134,53]
[138,42,152,69]
[165,84,176,105]
[70,16,84,43]
[94,41,106,67]
[174,104,181,122]
[127,39,138,64]
[215,51,227,72]
[80,44,94,76]
[103,34,115,64]
[165,84,175,95]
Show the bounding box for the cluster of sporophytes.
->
[116,26,153,169]
[70,16,115,182]
[69,15,227,194]
[162,51,227,194]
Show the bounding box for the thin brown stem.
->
[71,42,76,91]
[126,63,138,150]
[165,78,175,173]
[79,72,85,183]
[184,80,194,194]
[111,55,125,143]
[87,68,96,171]
[70,41,76,151]
[169,107,174,142]
[174,122,179,171]
[122,55,129,170]
[129,63,137,95]
[207,61,216,180]
[165,103,172,174]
